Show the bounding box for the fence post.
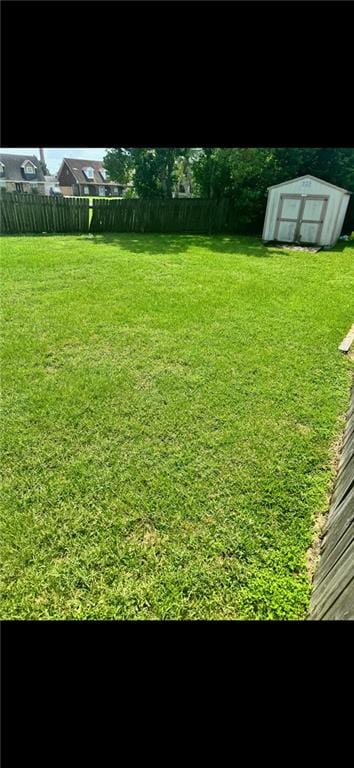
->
[1,196,237,235]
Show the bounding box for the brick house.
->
[57,158,126,197]
[0,153,46,194]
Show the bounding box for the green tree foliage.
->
[192,148,354,232]
[192,148,233,199]
[103,148,133,185]
[123,186,138,199]
[104,148,185,199]
[104,148,354,232]
[271,148,354,191]
[174,148,200,197]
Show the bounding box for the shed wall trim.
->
[262,175,351,246]
[267,174,350,194]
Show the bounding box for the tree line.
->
[103,148,354,233]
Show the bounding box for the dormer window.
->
[100,168,109,181]
[21,160,36,175]
[83,167,94,180]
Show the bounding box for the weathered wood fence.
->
[0,195,242,235]
[0,194,89,234]
[310,384,354,619]
[90,198,237,234]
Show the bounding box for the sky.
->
[0,148,106,175]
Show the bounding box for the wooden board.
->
[310,541,354,618]
[313,521,354,588]
[321,578,354,620]
[309,385,354,620]
[324,493,354,545]
[338,324,354,353]
[326,485,354,529]
[330,461,353,512]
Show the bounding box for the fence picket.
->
[0,194,91,234]
[0,195,241,235]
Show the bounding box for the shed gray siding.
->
[262,175,350,247]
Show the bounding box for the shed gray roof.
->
[0,154,45,182]
[267,174,350,194]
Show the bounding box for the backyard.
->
[1,233,353,619]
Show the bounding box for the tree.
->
[103,148,185,199]
[191,147,354,232]
[270,148,351,188]
[191,148,275,228]
[192,148,233,199]
[103,148,133,185]
[39,160,49,175]
[103,147,354,232]
[174,148,201,197]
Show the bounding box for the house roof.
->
[0,154,45,182]
[61,158,123,186]
[267,174,350,194]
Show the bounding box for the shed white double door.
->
[275,193,329,244]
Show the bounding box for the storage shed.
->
[262,175,351,248]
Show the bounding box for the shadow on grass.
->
[79,233,354,259]
[2,231,352,258]
[78,232,274,258]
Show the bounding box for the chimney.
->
[39,148,45,166]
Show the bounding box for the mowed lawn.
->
[1,233,353,619]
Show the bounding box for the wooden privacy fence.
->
[0,194,89,234]
[90,198,237,234]
[0,195,242,235]
[310,385,354,620]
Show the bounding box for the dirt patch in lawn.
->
[270,243,322,253]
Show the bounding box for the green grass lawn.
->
[1,233,353,619]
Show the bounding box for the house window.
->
[83,186,90,195]
[24,164,35,174]
[100,169,109,181]
[83,167,94,180]
[15,183,24,193]
[0,162,4,177]
[179,184,185,193]
[98,186,105,197]
[113,187,119,195]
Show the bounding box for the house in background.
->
[0,153,46,194]
[44,175,62,196]
[173,179,193,198]
[57,158,126,197]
